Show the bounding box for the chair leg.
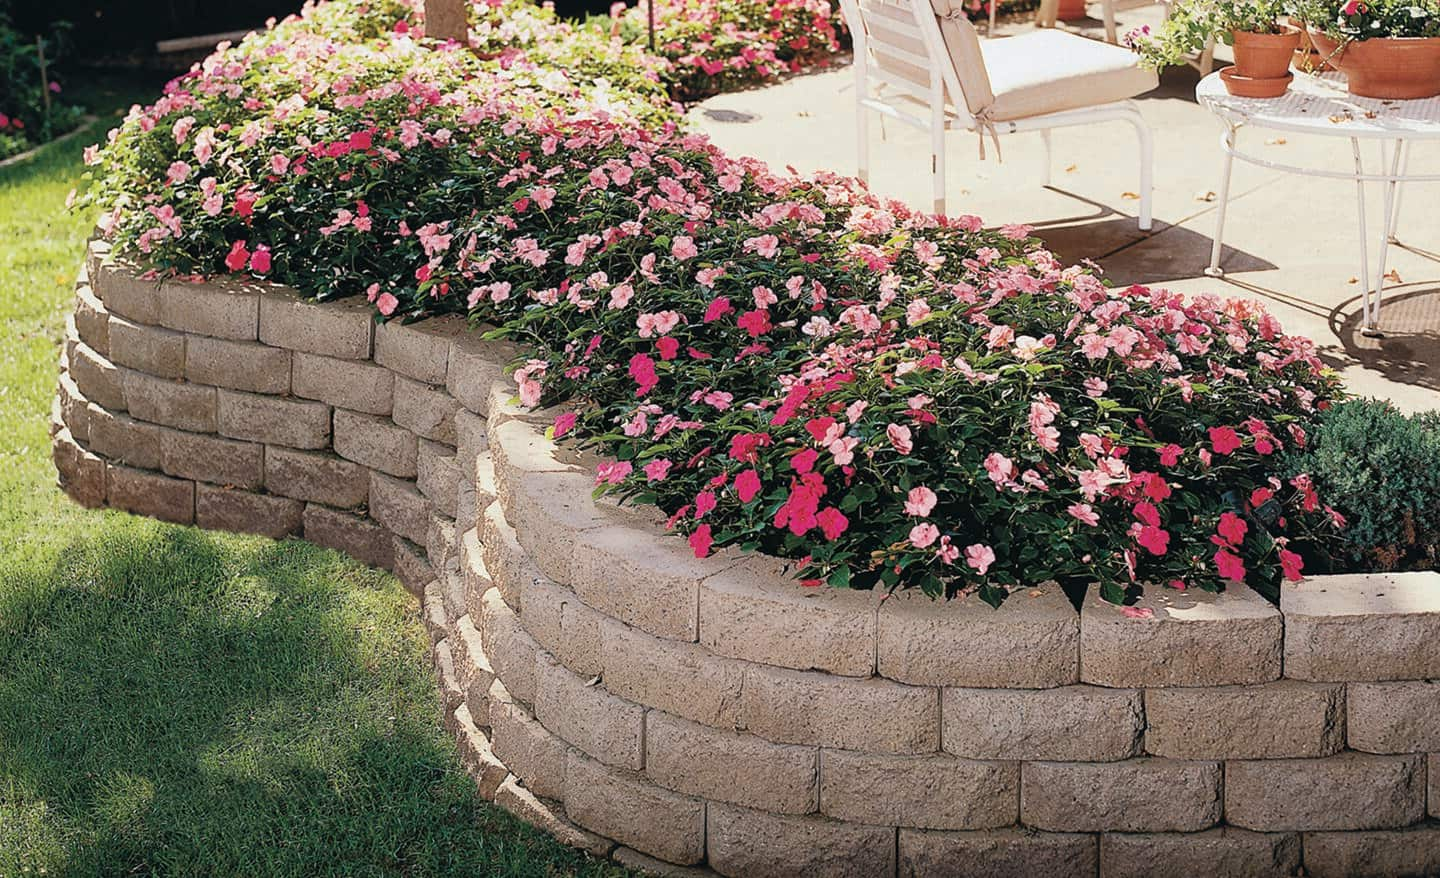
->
[1199,37,1216,76]
[857,105,870,185]
[1037,0,1059,28]
[931,123,946,216]
[1102,0,1118,43]
[1040,129,1052,187]
[1121,107,1154,231]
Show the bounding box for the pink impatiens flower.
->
[224,239,249,272]
[904,486,938,517]
[644,459,672,482]
[1068,503,1100,526]
[909,523,940,549]
[1214,548,1247,582]
[887,423,913,454]
[1209,426,1242,455]
[964,543,996,576]
[689,524,714,558]
[734,469,762,503]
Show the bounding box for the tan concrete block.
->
[821,750,1017,830]
[107,464,195,524]
[535,654,644,770]
[610,847,714,878]
[1282,572,1440,682]
[493,775,615,858]
[52,428,106,508]
[455,407,488,461]
[455,476,478,535]
[428,513,459,579]
[416,439,460,519]
[1080,585,1281,687]
[600,618,745,729]
[158,277,259,340]
[433,637,465,717]
[706,802,895,878]
[878,583,1079,688]
[943,685,1142,762]
[301,504,394,569]
[1145,680,1344,759]
[738,663,939,754]
[263,446,368,508]
[391,536,432,597]
[57,371,90,442]
[107,315,186,379]
[421,580,448,645]
[565,752,705,866]
[1021,759,1221,832]
[699,556,877,677]
[185,335,290,395]
[480,501,533,611]
[90,258,162,324]
[87,406,163,470]
[392,376,459,445]
[517,573,565,655]
[122,371,216,433]
[558,593,605,677]
[898,828,1097,878]
[447,333,519,415]
[374,315,466,384]
[1302,826,1440,878]
[1225,753,1425,831]
[647,711,818,813]
[488,682,568,799]
[73,284,111,355]
[480,588,539,704]
[195,484,303,538]
[571,524,718,642]
[70,341,127,412]
[258,289,373,359]
[502,469,610,586]
[473,448,498,512]
[461,528,493,620]
[452,614,494,723]
[1099,828,1300,878]
[450,703,508,800]
[290,351,392,415]
[368,472,430,544]
[332,409,417,478]
[159,429,263,488]
[216,389,330,450]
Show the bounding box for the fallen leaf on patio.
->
[1264,137,1287,145]
[1121,606,1155,620]
[1385,269,1403,283]
[1121,191,1140,200]
[1064,164,1078,173]
[1194,190,1216,202]
[1347,277,1359,284]
[1329,112,1353,123]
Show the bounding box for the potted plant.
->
[1127,0,1303,96]
[1295,0,1440,98]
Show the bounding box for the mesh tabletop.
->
[1197,71,1440,141]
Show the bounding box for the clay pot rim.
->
[1233,22,1302,40]
[1218,66,1295,84]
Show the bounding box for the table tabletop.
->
[1196,71,1440,141]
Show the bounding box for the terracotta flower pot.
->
[1056,0,1088,22]
[1291,17,1334,72]
[1309,29,1440,99]
[1232,25,1302,80]
[1219,65,1293,98]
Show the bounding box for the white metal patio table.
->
[1196,70,1440,336]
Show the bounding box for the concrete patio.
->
[690,1,1440,413]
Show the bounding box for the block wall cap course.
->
[878,583,1078,688]
[1080,585,1281,687]
[1282,572,1440,682]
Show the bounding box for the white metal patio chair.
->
[841,0,1157,228]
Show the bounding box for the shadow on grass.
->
[0,519,628,877]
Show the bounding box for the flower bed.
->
[51,250,1440,876]
[72,0,1349,608]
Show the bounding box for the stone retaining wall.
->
[52,244,1440,877]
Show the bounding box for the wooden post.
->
[424,0,468,42]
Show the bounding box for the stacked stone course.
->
[51,245,1440,877]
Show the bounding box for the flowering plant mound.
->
[597,0,844,101]
[74,0,1345,606]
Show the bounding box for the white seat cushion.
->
[980,30,1157,121]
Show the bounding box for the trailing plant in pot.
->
[1127,0,1301,96]
[1296,0,1440,98]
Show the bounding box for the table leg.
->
[1351,138,1379,337]
[1366,140,1405,337]
[1387,139,1410,245]
[1204,126,1237,278]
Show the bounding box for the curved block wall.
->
[52,242,1440,878]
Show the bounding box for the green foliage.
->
[1125,0,1289,70]
[1293,0,1440,40]
[0,12,85,159]
[1286,398,1440,570]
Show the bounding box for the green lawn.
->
[0,77,629,878]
